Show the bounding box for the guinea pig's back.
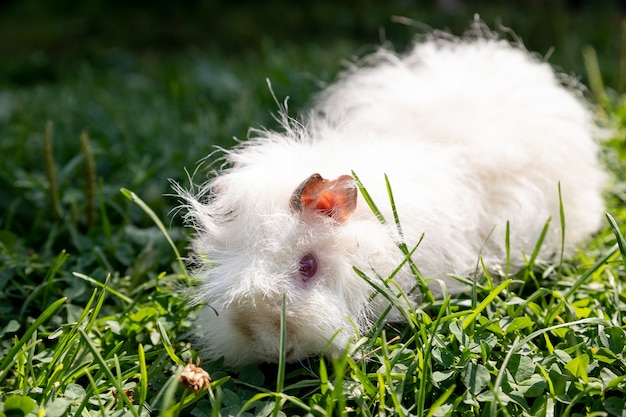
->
[305,27,605,272]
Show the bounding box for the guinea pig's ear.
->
[290,173,357,223]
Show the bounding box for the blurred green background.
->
[1,0,624,86]
[0,0,624,286]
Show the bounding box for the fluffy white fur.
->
[177,22,606,367]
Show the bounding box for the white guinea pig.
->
[176,22,606,367]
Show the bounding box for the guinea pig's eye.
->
[298,253,318,281]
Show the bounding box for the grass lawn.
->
[1,1,626,416]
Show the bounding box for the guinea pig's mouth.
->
[232,305,301,362]
[254,346,296,364]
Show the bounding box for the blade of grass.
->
[557,183,566,278]
[23,331,39,395]
[98,178,112,240]
[583,45,609,107]
[0,297,67,383]
[272,294,288,416]
[121,187,188,279]
[43,285,105,388]
[620,17,626,94]
[505,221,511,278]
[354,267,415,327]
[158,370,186,417]
[416,296,451,417]
[329,353,349,417]
[319,356,329,395]
[73,272,133,304]
[76,368,107,417]
[489,335,520,416]
[544,243,619,324]
[383,174,434,303]
[606,213,626,269]
[462,280,511,330]
[376,372,386,416]
[156,320,185,366]
[138,344,149,406]
[426,384,456,417]
[525,217,551,274]
[240,392,313,417]
[352,171,386,224]
[78,329,140,417]
[20,250,69,317]
[43,120,63,219]
[80,131,97,229]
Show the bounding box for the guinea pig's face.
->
[190,173,375,366]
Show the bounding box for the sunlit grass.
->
[1,13,626,416]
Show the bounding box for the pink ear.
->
[290,173,357,223]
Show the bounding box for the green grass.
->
[2,4,626,416]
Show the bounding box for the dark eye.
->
[298,253,318,281]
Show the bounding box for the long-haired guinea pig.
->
[175,21,606,367]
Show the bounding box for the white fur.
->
[176,22,606,367]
